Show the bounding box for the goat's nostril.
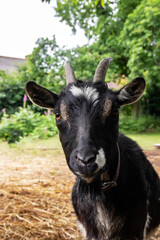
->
[76,152,97,165]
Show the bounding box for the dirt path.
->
[0,146,159,239]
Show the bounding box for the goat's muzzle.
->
[69,146,106,182]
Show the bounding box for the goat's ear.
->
[117,77,145,106]
[25,81,58,109]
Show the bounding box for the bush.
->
[142,84,160,117]
[0,76,25,115]
[119,115,160,133]
[0,107,58,143]
[0,64,32,115]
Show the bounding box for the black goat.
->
[26,58,160,240]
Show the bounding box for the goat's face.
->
[54,81,119,181]
[26,58,145,182]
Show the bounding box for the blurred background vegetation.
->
[0,0,160,144]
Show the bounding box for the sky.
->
[0,0,88,59]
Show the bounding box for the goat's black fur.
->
[72,134,160,240]
[26,65,160,240]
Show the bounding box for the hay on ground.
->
[0,146,159,239]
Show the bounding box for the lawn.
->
[16,131,160,150]
[0,131,159,151]
[126,132,160,149]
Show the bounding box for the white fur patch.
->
[70,85,99,105]
[144,213,151,239]
[70,85,83,97]
[77,221,86,238]
[144,211,151,239]
[143,200,151,239]
[97,203,109,230]
[75,148,106,183]
[96,202,124,240]
[95,148,106,170]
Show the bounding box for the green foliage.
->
[0,61,36,114]
[54,0,141,39]
[54,0,142,78]
[0,70,6,78]
[0,108,58,144]
[119,114,160,133]
[120,0,160,87]
[52,0,160,116]
[1,0,159,120]
[0,36,67,114]
[41,0,51,3]
[0,71,26,114]
[27,36,69,93]
[142,84,160,116]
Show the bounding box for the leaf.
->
[101,0,105,8]
[95,0,100,6]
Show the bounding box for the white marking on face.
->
[75,148,106,183]
[70,85,99,105]
[70,85,83,97]
[95,148,106,170]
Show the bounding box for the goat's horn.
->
[65,61,77,85]
[93,58,113,83]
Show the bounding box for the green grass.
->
[0,132,160,151]
[126,132,160,149]
[20,132,159,150]
[18,135,61,149]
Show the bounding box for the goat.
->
[26,58,160,240]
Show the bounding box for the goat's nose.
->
[76,151,97,165]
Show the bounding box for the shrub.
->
[0,107,58,143]
[0,63,34,115]
[142,84,160,117]
[119,115,160,133]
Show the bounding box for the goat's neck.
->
[102,142,119,178]
[101,142,120,191]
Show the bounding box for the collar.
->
[101,142,120,191]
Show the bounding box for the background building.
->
[0,56,25,73]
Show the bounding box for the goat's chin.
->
[77,174,96,183]
[72,169,96,183]
[74,167,106,184]
[75,173,98,183]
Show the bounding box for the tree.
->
[42,0,142,79]
[120,0,160,84]
[0,36,68,114]
[40,0,160,116]
[120,0,160,116]
[27,36,69,93]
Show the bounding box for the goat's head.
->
[26,58,145,183]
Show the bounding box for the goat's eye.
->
[55,113,62,120]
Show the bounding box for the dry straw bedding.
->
[0,146,159,240]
